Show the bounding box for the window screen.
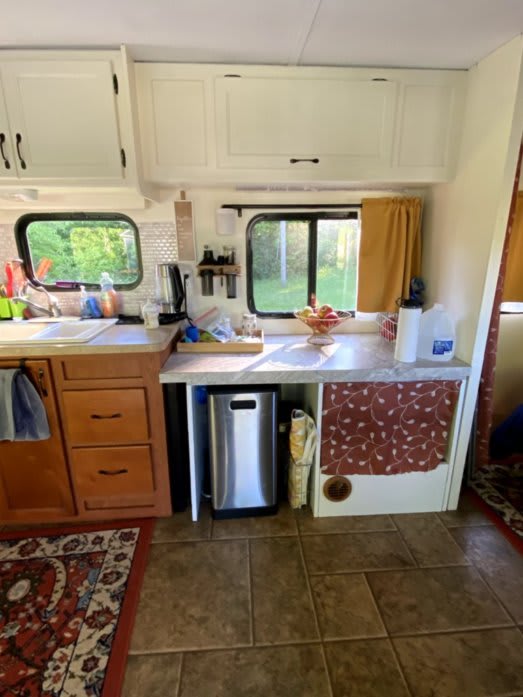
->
[247,211,360,317]
[15,213,142,290]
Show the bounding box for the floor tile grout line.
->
[388,636,415,697]
[470,564,521,627]
[247,539,255,647]
[175,653,184,697]
[362,572,389,637]
[296,517,334,697]
[445,527,523,627]
[308,565,417,576]
[364,572,414,697]
[125,623,523,658]
[389,519,419,568]
[298,527,403,537]
[319,642,335,697]
[382,623,520,640]
[296,522,323,642]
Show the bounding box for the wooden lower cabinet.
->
[71,445,155,510]
[0,359,75,521]
[0,350,173,524]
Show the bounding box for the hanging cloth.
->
[357,197,422,313]
[288,409,317,508]
[0,368,50,441]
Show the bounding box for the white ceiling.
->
[2,0,523,69]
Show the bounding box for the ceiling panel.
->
[0,0,523,69]
[0,0,319,65]
[300,0,523,69]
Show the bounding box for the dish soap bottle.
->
[99,272,118,318]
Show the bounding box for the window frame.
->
[15,212,143,291]
[246,210,360,319]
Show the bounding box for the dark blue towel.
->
[0,369,50,441]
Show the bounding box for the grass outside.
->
[254,267,357,313]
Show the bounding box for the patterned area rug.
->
[0,520,153,697]
[471,462,523,538]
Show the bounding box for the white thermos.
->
[394,301,422,363]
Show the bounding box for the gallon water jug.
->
[417,303,456,361]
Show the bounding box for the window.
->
[15,213,142,290]
[247,211,360,317]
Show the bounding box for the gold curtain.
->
[503,191,523,301]
[357,197,422,313]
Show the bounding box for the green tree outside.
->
[26,221,140,286]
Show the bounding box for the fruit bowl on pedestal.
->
[293,309,352,345]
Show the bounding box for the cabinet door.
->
[0,360,75,520]
[215,76,397,176]
[0,80,16,179]
[136,64,214,184]
[0,60,123,180]
[393,73,466,180]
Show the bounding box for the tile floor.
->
[123,498,523,697]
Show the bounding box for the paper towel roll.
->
[394,306,422,362]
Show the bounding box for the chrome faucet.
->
[12,280,62,318]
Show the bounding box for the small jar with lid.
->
[242,313,257,337]
[141,299,160,329]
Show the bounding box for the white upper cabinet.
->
[136,64,215,183]
[0,82,14,179]
[215,76,398,177]
[393,72,466,180]
[0,60,123,180]
[136,64,467,185]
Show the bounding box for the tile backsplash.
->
[0,220,179,316]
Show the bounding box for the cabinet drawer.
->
[60,356,143,381]
[62,389,149,444]
[71,445,155,505]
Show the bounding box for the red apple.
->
[318,304,334,318]
[324,311,339,321]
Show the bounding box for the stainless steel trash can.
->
[208,385,277,519]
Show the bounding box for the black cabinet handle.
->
[98,468,128,476]
[15,133,26,170]
[90,413,122,420]
[0,133,10,169]
[37,368,48,397]
[289,158,319,164]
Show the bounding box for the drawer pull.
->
[90,413,122,420]
[98,468,128,476]
[37,368,48,397]
[289,157,319,164]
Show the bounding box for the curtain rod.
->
[221,203,362,217]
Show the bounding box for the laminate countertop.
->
[0,322,180,357]
[160,334,471,385]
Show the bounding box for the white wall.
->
[422,35,523,505]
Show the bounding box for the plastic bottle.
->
[142,299,160,329]
[79,285,91,318]
[417,303,456,361]
[394,300,422,363]
[99,272,118,318]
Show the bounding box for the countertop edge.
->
[0,324,180,357]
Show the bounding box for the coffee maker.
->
[155,263,188,323]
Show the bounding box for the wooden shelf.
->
[197,264,241,276]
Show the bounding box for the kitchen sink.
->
[0,319,117,345]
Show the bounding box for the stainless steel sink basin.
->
[0,319,117,345]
